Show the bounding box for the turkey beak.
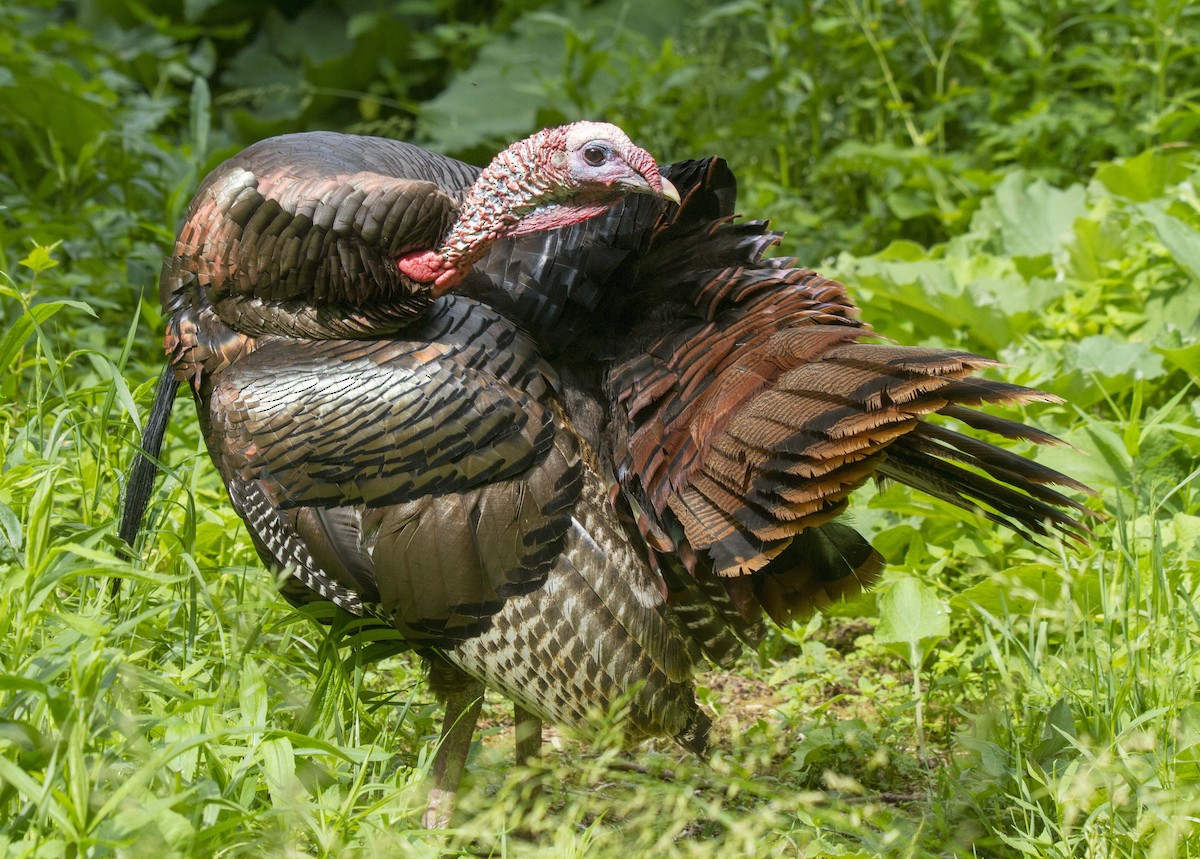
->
[623,173,680,205]
[658,177,681,205]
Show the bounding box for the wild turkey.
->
[120,123,1095,827]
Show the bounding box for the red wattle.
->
[397,250,444,284]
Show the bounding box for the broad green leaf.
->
[183,0,222,19]
[952,564,1066,615]
[239,658,268,731]
[0,720,42,753]
[55,613,108,638]
[1176,704,1200,785]
[875,577,949,668]
[1095,149,1192,202]
[1064,215,1129,281]
[1078,419,1133,486]
[1052,335,1166,406]
[108,802,195,849]
[271,5,354,65]
[989,172,1087,258]
[0,676,48,695]
[419,18,562,154]
[1068,335,1165,381]
[0,75,112,158]
[1044,697,1077,743]
[1033,697,1077,765]
[261,735,296,804]
[1137,202,1200,282]
[1159,513,1200,562]
[1156,343,1200,384]
[873,239,929,262]
[420,0,678,155]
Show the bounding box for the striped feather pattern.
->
[209,297,554,508]
[586,159,1096,623]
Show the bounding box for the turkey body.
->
[145,130,1094,825]
[162,131,707,757]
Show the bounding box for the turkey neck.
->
[437,127,641,275]
[437,128,577,273]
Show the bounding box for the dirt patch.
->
[701,669,780,717]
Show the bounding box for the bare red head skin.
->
[397,121,680,296]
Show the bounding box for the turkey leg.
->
[422,675,485,829]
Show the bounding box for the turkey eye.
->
[582,144,608,166]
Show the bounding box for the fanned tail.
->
[599,158,1098,631]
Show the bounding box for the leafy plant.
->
[875,576,950,756]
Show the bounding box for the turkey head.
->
[398,121,680,294]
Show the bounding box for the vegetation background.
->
[1,0,1198,855]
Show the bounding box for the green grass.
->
[1,411,1196,856]
[2,1,1199,855]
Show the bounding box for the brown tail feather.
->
[752,522,884,625]
[611,254,1097,628]
[907,422,1095,504]
[592,157,1097,648]
[878,438,1094,544]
